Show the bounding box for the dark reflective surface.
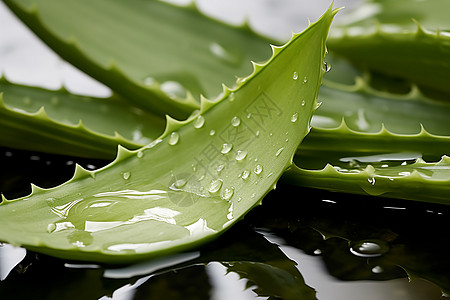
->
[1,147,449,299]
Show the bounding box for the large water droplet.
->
[209,179,223,193]
[173,178,187,189]
[222,187,234,201]
[122,172,131,180]
[221,143,233,154]
[254,164,263,175]
[231,116,241,127]
[194,115,205,129]
[293,71,298,80]
[350,241,388,257]
[291,112,298,122]
[235,150,248,161]
[168,132,179,145]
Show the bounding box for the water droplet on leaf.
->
[221,143,233,154]
[236,150,248,161]
[222,188,234,201]
[194,115,205,128]
[231,116,241,127]
[209,179,223,193]
[291,112,298,122]
[254,164,263,175]
[293,71,298,80]
[168,132,179,145]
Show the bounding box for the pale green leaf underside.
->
[0,7,336,263]
[3,0,275,118]
[0,77,165,159]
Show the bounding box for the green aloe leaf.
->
[328,0,450,96]
[0,6,337,263]
[285,155,450,204]
[0,77,165,159]
[2,0,276,119]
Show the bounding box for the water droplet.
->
[216,164,225,173]
[231,116,241,127]
[293,71,298,80]
[222,187,234,201]
[209,130,216,136]
[47,223,56,233]
[276,147,284,157]
[193,115,205,129]
[122,172,131,180]
[235,150,247,161]
[221,143,233,154]
[301,99,306,107]
[168,132,179,145]
[137,151,144,158]
[161,81,186,99]
[372,266,384,274]
[228,92,235,102]
[144,77,155,86]
[303,77,308,84]
[247,113,252,119]
[255,130,260,137]
[51,96,59,105]
[323,62,331,72]
[23,96,31,105]
[173,178,187,189]
[291,112,298,122]
[46,197,56,206]
[314,249,322,255]
[350,241,388,257]
[209,42,235,64]
[209,179,223,193]
[254,164,263,175]
[240,170,250,180]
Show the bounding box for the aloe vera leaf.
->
[316,78,450,135]
[2,0,276,119]
[284,155,450,205]
[0,7,337,263]
[0,77,165,159]
[336,0,450,30]
[328,6,450,96]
